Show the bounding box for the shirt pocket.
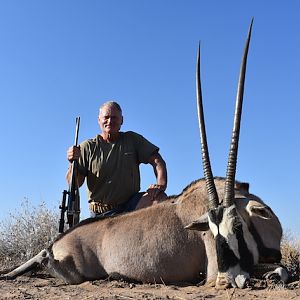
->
[123,151,136,168]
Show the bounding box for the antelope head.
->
[186,20,259,289]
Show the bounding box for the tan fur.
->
[3,177,282,285]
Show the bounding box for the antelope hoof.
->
[215,275,231,289]
[0,274,15,280]
[263,267,289,283]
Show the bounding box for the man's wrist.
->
[157,184,166,191]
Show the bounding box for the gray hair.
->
[99,101,122,114]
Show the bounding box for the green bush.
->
[0,198,59,270]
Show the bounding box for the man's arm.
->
[66,163,85,187]
[147,151,167,200]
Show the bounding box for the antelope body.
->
[2,20,287,288]
[3,177,283,287]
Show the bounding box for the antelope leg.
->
[2,249,48,279]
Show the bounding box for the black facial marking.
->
[216,234,239,272]
[235,223,254,273]
[209,206,254,274]
[209,206,240,272]
[208,206,224,227]
[248,220,282,263]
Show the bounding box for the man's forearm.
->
[66,163,85,187]
[156,162,167,190]
[150,153,167,191]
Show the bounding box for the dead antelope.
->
[1,20,288,288]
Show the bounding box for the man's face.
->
[98,105,123,135]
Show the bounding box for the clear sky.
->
[0,1,299,235]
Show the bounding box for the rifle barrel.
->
[74,117,80,146]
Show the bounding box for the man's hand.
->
[67,146,81,162]
[66,145,85,187]
[146,184,166,201]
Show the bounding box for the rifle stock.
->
[59,117,81,233]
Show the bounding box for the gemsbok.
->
[1,20,288,288]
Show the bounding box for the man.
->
[67,101,167,217]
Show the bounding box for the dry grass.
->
[0,198,59,270]
[281,231,300,281]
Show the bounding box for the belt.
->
[89,201,117,214]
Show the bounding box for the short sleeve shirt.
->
[78,131,159,206]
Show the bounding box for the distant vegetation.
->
[0,199,58,270]
[281,231,300,281]
[0,199,300,282]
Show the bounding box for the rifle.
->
[59,117,81,233]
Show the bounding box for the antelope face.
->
[186,203,259,288]
[207,204,258,288]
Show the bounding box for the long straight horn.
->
[224,19,253,207]
[196,43,219,209]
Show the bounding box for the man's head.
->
[98,101,123,136]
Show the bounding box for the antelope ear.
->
[185,213,209,231]
[235,181,250,193]
[246,202,273,219]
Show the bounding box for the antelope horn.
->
[196,43,219,209]
[224,19,253,207]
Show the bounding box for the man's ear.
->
[185,213,209,231]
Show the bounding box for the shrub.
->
[281,231,300,281]
[0,198,59,270]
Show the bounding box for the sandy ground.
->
[1,273,300,300]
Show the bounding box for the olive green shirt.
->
[78,131,159,206]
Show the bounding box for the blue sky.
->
[0,1,299,235]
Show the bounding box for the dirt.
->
[1,273,300,300]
